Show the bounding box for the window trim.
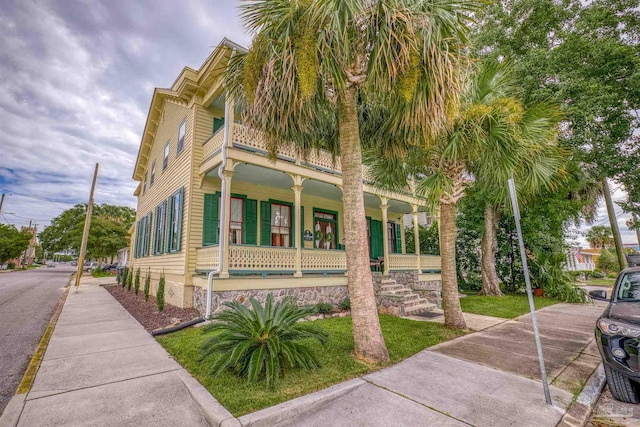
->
[176,119,186,155]
[142,173,147,195]
[163,141,170,170]
[150,160,156,186]
[153,200,167,255]
[229,196,245,245]
[269,199,293,248]
[313,208,339,250]
[166,187,184,253]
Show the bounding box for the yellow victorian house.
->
[130,39,441,315]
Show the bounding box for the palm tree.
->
[225,0,474,361]
[586,225,614,249]
[369,61,560,327]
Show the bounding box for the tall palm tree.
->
[368,61,558,328]
[225,0,474,362]
[586,225,614,249]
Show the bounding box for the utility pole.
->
[602,179,627,271]
[74,163,99,291]
[0,193,5,214]
[22,219,32,267]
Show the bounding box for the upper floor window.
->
[229,197,244,244]
[177,119,186,154]
[143,173,147,195]
[163,142,170,170]
[150,160,156,186]
[271,204,290,247]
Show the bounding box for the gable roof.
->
[132,38,246,181]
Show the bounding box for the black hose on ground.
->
[151,317,205,336]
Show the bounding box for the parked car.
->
[591,266,640,403]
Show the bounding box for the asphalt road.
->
[0,266,71,415]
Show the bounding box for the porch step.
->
[379,287,411,296]
[405,302,437,314]
[377,279,438,317]
[380,279,398,286]
[404,296,428,308]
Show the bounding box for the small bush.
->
[121,267,128,288]
[7,262,15,269]
[134,269,141,295]
[591,271,606,279]
[315,302,333,314]
[339,297,351,311]
[607,272,618,279]
[126,268,133,291]
[157,274,165,312]
[144,272,151,302]
[200,293,328,390]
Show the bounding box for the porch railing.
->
[301,249,346,272]
[202,129,224,161]
[421,255,441,271]
[388,254,419,271]
[196,245,219,270]
[228,245,296,271]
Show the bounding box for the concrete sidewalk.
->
[1,278,234,427]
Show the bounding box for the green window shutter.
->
[260,201,271,246]
[175,187,184,251]
[289,205,295,248]
[370,220,383,259]
[394,222,402,254]
[165,197,173,252]
[134,221,139,258]
[160,200,167,253]
[213,117,224,134]
[300,206,304,248]
[203,193,219,246]
[244,199,258,245]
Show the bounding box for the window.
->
[153,201,167,255]
[387,222,401,254]
[134,213,152,258]
[177,119,186,154]
[229,197,244,244]
[150,160,156,186]
[617,272,640,301]
[163,142,170,170]
[213,117,224,134]
[313,210,338,250]
[166,188,184,252]
[271,204,290,247]
[143,173,147,195]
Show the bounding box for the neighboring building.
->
[116,247,130,268]
[129,39,441,313]
[402,212,433,229]
[8,226,37,268]
[566,246,598,271]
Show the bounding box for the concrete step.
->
[380,279,398,286]
[403,293,419,302]
[380,284,405,293]
[405,302,437,314]
[405,297,429,308]
[380,288,411,296]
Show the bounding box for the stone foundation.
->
[373,272,442,309]
[192,285,349,316]
[413,280,443,308]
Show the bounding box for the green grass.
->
[584,278,616,287]
[157,314,465,416]
[91,270,113,278]
[459,294,561,319]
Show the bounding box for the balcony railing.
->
[202,129,224,161]
[301,249,347,271]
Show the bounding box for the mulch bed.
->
[104,284,201,332]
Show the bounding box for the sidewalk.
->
[2,278,606,427]
[1,277,235,427]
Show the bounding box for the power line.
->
[0,188,84,205]
[3,212,52,222]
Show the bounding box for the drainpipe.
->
[206,49,235,319]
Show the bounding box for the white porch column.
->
[219,169,234,279]
[380,196,390,275]
[291,175,305,278]
[412,205,421,273]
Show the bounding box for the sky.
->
[0,0,637,248]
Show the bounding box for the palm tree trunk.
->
[480,203,503,296]
[602,178,627,271]
[338,86,389,363]
[439,201,467,329]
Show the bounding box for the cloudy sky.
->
[0,0,636,248]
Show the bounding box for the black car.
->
[592,266,640,403]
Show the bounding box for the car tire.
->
[605,364,640,404]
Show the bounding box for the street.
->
[0,266,71,415]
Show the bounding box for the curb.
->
[176,369,239,427]
[237,378,366,427]
[0,284,69,427]
[556,363,606,427]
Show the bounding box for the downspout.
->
[206,48,236,319]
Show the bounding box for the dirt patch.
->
[104,284,201,332]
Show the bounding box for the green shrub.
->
[144,272,151,302]
[121,267,128,288]
[126,268,133,291]
[7,262,15,269]
[339,297,350,311]
[591,271,606,279]
[200,293,328,390]
[134,269,141,294]
[315,302,332,314]
[530,249,589,303]
[607,272,618,279]
[157,274,165,312]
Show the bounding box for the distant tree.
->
[585,226,614,250]
[39,204,135,259]
[597,249,619,274]
[404,222,440,255]
[0,224,32,264]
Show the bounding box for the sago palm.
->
[200,293,328,390]
[225,0,475,361]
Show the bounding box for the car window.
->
[617,272,640,301]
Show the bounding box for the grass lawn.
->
[91,270,113,278]
[583,277,616,287]
[460,294,561,319]
[157,314,465,416]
